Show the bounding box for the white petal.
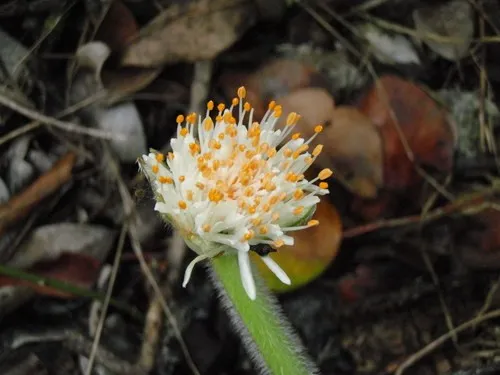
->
[182,254,209,287]
[238,252,256,300]
[261,256,291,285]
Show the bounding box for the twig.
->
[0,91,107,147]
[343,189,498,238]
[396,309,500,375]
[84,223,127,375]
[0,87,117,140]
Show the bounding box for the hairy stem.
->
[209,253,319,375]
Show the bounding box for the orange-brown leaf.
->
[0,152,76,237]
[358,75,456,190]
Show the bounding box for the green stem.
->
[209,253,319,375]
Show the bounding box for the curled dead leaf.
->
[252,197,342,292]
[120,0,258,67]
[358,75,456,191]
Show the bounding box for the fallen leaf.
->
[9,223,116,269]
[413,0,473,61]
[358,75,456,190]
[120,0,258,67]
[0,152,76,237]
[220,58,323,118]
[278,89,383,198]
[0,253,101,298]
[252,197,342,292]
[95,0,138,52]
[277,87,336,136]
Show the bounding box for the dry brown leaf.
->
[95,0,138,52]
[0,253,101,298]
[252,197,342,292]
[0,152,76,237]
[358,75,456,190]
[220,59,323,118]
[120,0,258,67]
[278,89,383,198]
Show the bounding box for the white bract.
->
[139,87,331,300]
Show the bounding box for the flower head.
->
[139,87,331,299]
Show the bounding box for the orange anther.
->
[313,144,323,157]
[208,188,224,203]
[307,220,319,227]
[319,168,333,180]
[293,206,304,215]
[286,112,298,126]
[237,86,247,99]
[158,176,173,184]
[203,118,214,131]
[273,239,284,248]
[293,189,304,200]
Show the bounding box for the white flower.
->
[139,87,331,300]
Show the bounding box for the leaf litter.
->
[0,0,500,374]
